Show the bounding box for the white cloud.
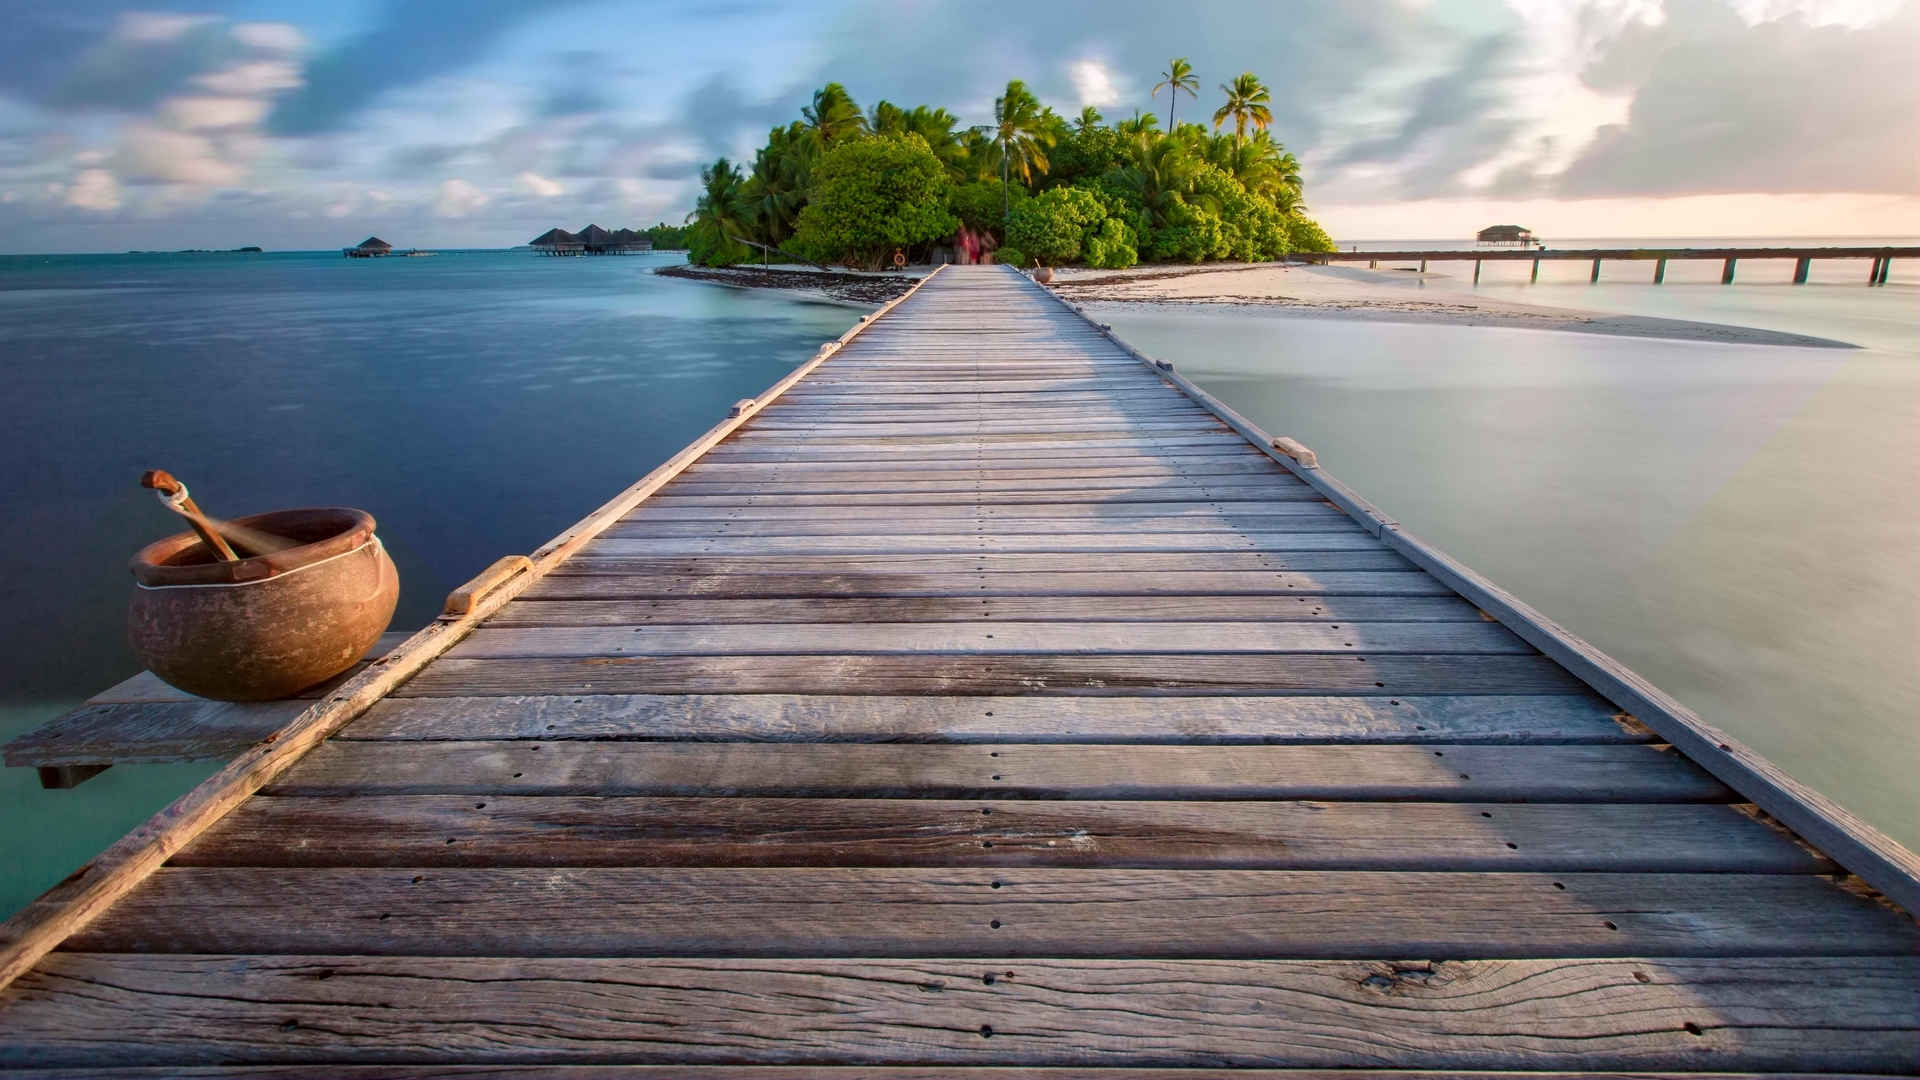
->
[160,97,270,131]
[194,61,304,96]
[1069,59,1122,108]
[1,191,18,204]
[118,126,245,186]
[230,22,307,53]
[65,169,121,211]
[115,13,215,44]
[1726,0,1906,26]
[324,199,357,219]
[516,171,565,197]
[435,178,489,217]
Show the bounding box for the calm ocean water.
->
[0,239,1914,918]
[0,249,856,915]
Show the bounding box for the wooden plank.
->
[6,1071,1884,1080]
[341,693,1642,744]
[603,512,1355,539]
[268,742,1721,800]
[9,953,1913,1069]
[68,868,1913,959]
[446,621,1534,659]
[181,797,1824,872]
[7,1060,1881,1068]
[398,653,1587,697]
[555,551,1415,574]
[487,595,1472,627]
[524,569,1444,599]
[570,535,1393,557]
[622,500,1324,521]
[638,485,1338,507]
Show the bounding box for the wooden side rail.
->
[440,555,534,618]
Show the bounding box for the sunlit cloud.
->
[64,169,120,211]
[1069,59,1123,107]
[435,177,489,217]
[516,171,566,198]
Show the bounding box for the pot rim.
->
[130,506,378,587]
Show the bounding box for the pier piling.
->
[1721,257,1737,284]
[1590,257,1601,284]
[1793,256,1811,284]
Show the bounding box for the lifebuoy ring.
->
[892,249,906,269]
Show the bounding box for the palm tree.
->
[989,79,1054,219]
[1152,58,1198,133]
[802,83,866,145]
[1073,106,1103,134]
[686,157,753,263]
[1212,72,1273,149]
[1116,110,1160,139]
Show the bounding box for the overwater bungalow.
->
[1476,224,1539,247]
[530,228,583,255]
[342,236,393,258]
[528,224,650,255]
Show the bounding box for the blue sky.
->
[1,0,1915,251]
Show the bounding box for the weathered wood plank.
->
[5,954,1915,1071]
[603,513,1355,540]
[71,868,1914,958]
[9,1070,1884,1080]
[555,550,1416,574]
[525,569,1444,600]
[181,797,1824,873]
[398,653,1587,697]
[341,693,1640,744]
[446,621,1533,659]
[622,500,1324,521]
[268,742,1719,800]
[639,484,1341,507]
[487,595,1472,627]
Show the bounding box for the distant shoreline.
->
[1050,262,1858,348]
[655,264,918,307]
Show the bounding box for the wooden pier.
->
[1,264,1916,1073]
[1315,244,1915,285]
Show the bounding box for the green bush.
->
[1082,218,1137,268]
[1287,214,1335,253]
[792,135,958,269]
[1004,186,1107,265]
[993,245,1029,268]
[950,181,1026,235]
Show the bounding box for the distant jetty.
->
[342,236,430,259]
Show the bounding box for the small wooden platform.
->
[1,265,1915,1074]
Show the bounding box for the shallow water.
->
[0,250,857,916]
[1101,274,1919,851]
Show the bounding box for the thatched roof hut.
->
[574,224,616,251]
[530,228,581,254]
[343,236,395,258]
[357,237,392,252]
[1476,224,1536,246]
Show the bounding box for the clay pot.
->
[128,507,399,701]
[1033,265,1054,284]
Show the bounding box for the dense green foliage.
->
[683,67,1335,268]
[791,135,959,269]
[638,222,690,249]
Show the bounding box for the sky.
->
[0,0,1915,252]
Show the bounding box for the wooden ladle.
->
[140,469,239,562]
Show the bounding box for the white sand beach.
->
[1049,261,1855,348]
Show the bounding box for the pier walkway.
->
[1,264,1916,1073]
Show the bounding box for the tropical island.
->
[675,65,1332,273]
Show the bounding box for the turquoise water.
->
[1102,263,1920,852]
[0,249,857,916]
